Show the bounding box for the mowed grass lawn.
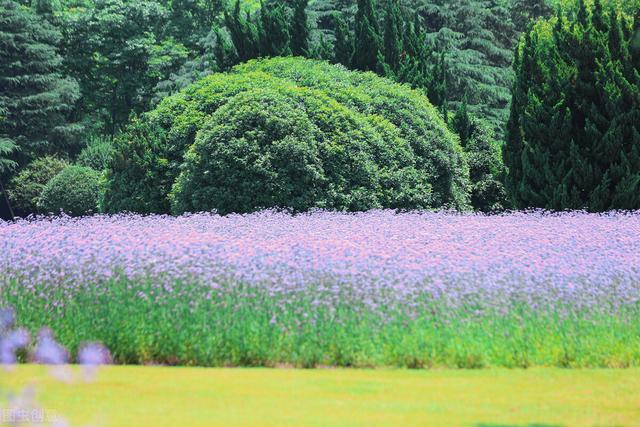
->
[1,367,639,426]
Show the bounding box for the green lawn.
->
[1,366,639,426]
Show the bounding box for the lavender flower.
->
[78,342,112,366]
[33,329,68,365]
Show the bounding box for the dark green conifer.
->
[0,0,80,165]
[333,14,353,66]
[382,0,403,74]
[290,0,310,56]
[352,0,382,72]
[259,1,291,57]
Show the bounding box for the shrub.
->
[38,165,101,216]
[7,156,69,216]
[77,136,114,171]
[451,107,510,212]
[105,57,470,214]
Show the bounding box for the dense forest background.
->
[1,0,639,218]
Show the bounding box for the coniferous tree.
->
[333,14,353,66]
[213,28,238,71]
[0,0,81,164]
[225,0,261,62]
[62,0,185,137]
[352,0,382,71]
[382,0,403,74]
[510,0,552,30]
[290,0,310,56]
[259,0,291,56]
[505,2,640,211]
[313,33,334,60]
[418,0,518,134]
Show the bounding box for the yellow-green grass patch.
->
[2,366,639,426]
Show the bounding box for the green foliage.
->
[102,118,172,214]
[6,276,640,368]
[418,0,519,134]
[510,0,553,30]
[61,0,188,136]
[7,156,69,216]
[291,0,310,56]
[332,14,353,66]
[166,0,224,50]
[0,0,81,165]
[505,2,640,211]
[77,136,114,171]
[0,138,18,218]
[224,0,261,62]
[0,138,18,176]
[105,57,469,214]
[451,105,509,212]
[352,0,382,71]
[259,0,291,56]
[38,165,101,216]
[381,0,402,75]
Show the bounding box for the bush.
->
[7,156,69,216]
[105,57,470,214]
[77,136,114,171]
[451,107,510,212]
[38,166,101,216]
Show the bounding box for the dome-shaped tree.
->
[104,57,470,214]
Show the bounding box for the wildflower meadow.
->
[2,210,639,369]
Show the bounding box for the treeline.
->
[1,0,639,218]
[506,0,640,211]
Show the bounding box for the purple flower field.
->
[1,210,640,368]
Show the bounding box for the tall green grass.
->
[4,278,639,369]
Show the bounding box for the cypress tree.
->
[333,14,353,66]
[505,2,640,211]
[213,28,237,72]
[382,0,403,74]
[352,0,382,72]
[510,0,552,31]
[259,1,291,57]
[290,0,310,56]
[313,34,333,61]
[224,0,260,62]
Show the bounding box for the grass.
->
[1,366,639,426]
[5,277,640,368]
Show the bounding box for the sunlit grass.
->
[2,366,639,426]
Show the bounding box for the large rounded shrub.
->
[7,156,69,216]
[38,165,101,216]
[104,57,470,214]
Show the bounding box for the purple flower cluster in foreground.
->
[1,210,639,315]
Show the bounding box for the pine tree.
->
[382,0,403,74]
[510,0,552,31]
[632,9,640,70]
[505,2,640,211]
[259,0,291,57]
[352,0,382,72]
[213,28,237,71]
[452,99,472,147]
[225,0,261,62]
[419,0,518,134]
[333,14,353,66]
[0,0,81,164]
[313,33,333,60]
[290,0,310,56]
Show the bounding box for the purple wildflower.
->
[33,328,68,365]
